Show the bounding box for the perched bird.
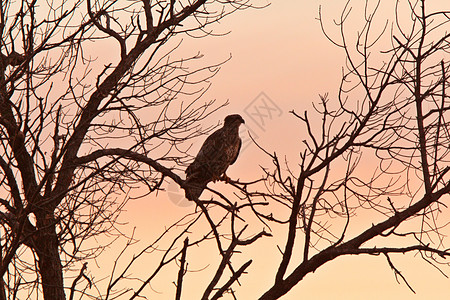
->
[184,114,245,200]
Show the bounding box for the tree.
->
[255,0,450,298]
[105,1,450,298]
[0,0,263,299]
[3,0,450,299]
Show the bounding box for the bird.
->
[184,114,245,200]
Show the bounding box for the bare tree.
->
[250,0,450,298]
[100,0,450,298]
[0,0,264,299]
[4,0,450,299]
[104,1,450,299]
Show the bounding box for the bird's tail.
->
[184,176,207,201]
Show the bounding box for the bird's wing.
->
[229,137,242,165]
[186,128,226,175]
[198,130,228,163]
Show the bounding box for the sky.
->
[100,1,450,299]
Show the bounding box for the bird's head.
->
[224,114,245,126]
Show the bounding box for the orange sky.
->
[102,1,450,299]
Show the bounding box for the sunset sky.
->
[108,1,450,299]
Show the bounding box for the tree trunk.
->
[0,278,6,300]
[35,213,65,300]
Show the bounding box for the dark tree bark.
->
[0,0,260,299]
[35,217,65,300]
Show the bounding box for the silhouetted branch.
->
[175,238,189,300]
[210,260,252,300]
[69,263,90,300]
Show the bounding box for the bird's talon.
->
[220,174,232,183]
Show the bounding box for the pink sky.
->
[111,1,450,299]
